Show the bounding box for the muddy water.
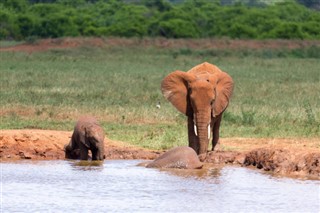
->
[2,160,319,212]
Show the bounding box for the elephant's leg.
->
[212,114,222,151]
[91,148,97,161]
[79,143,89,160]
[187,116,199,154]
[91,147,104,161]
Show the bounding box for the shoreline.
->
[1,129,319,180]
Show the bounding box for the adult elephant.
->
[161,62,234,161]
[64,116,105,161]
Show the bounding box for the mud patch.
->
[1,37,320,53]
[0,129,159,161]
[203,148,320,179]
[244,148,320,178]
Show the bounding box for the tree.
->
[297,0,320,10]
[2,0,28,11]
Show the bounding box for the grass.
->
[0,40,25,48]
[0,41,319,150]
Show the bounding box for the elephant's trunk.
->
[196,123,210,154]
[194,112,211,160]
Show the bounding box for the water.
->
[1,160,319,212]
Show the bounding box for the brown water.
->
[1,160,319,212]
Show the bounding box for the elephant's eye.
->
[210,100,215,105]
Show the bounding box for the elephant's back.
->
[146,146,203,169]
[76,116,99,126]
[74,116,104,139]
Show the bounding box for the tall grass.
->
[0,44,319,149]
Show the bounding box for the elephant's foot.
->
[212,141,221,151]
[198,153,207,162]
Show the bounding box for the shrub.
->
[36,14,79,38]
[272,22,306,39]
[301,21,320,38]
[16,14,38,38]
[0,8,20,39]
[1,0,320,39]
[157,19,199,38]
[103,5,151,37]
[229,23,258,38]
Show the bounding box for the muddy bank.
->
[205,149,320,179]
[1,37,320,53]
[243,148,320,178]
[0,129,319,179]
[0,129,160,161]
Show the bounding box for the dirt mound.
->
[244,148,320,177]
[0,38,105,53]
[204,148,320,179]
[0,129,159,160]
[1,37,320,53]
[0,129,319,179]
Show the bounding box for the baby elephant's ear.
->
[161,71,195,116]
[212,71,234,117]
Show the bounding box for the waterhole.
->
[1,160,319,212]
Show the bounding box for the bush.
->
[16,14,37,38]
[272,22,306,39]
[0,0,320,39]
[229,23,257,38]
[157,19,199,38]
[104,5,151,37]
[301,21,320,38]
[0,8,20,39]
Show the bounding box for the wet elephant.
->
[146,146,203,169]
[64,116,105,161]
[161,62,234,161]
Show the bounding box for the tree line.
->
[1,0,320,40]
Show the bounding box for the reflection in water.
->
[2,160,319,212]
[158,163,223,183]
[70,160,104,171]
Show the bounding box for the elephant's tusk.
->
[194,124,198,136]
[208,124,211,139]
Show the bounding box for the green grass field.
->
[1,41,319,150]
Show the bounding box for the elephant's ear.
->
[212,71,234,117]
[161,71,195,116]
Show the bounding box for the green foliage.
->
[0,6,24,39]
[15,14,37,38]
[104,5,151,37]
[37,13,78,37]
[157,19,199,38]
[1,0,320,39]
[2,0,29,12]
[271,22,306,39]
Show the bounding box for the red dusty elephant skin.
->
[146,146,203,169]
[64,116,105,161]
[161,62,234,161]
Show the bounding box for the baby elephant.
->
[64,116,105,161]
[146,146,203,169]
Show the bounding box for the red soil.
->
[1,37,319,53]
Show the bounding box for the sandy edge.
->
[1,129,319,179]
